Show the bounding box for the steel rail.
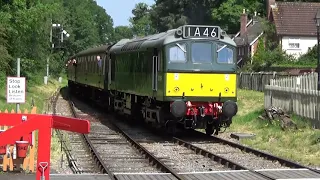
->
[68,95,184,179]
[109,120,185,180]
[188,130,320,174]
[208,133,320,174]
[173,137,276,180]
[51,89,82,174]
[67,98,116,180]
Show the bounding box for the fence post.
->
[272,71,276,80]
[259,71,263,91]
[239,72,242,89]
[250,72,254,90]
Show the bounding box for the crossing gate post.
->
[0,113,90,180]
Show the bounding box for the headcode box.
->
[6,77,26,103]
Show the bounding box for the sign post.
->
[17,58,21,112]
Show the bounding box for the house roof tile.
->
[272,2,320,36]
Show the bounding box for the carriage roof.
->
[73,44,112,57]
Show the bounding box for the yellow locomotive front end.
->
[163,25,238,135]
[166,73,237,98]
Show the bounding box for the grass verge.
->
[0,76,68,172]
[226,89,320,167]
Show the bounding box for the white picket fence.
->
[264,72,320,128]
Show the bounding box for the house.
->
[267,0,320,58]
[234,9,264,67]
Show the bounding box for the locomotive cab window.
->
[168,43,187,63]
[216,44,234,64]
[191,42,212,63]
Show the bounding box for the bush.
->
[295,45,317,65]
[243,38,293,72]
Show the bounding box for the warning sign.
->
[7,77,26,103]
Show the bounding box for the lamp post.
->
[316,9,320,90]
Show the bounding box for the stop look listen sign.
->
[6,77,26,103]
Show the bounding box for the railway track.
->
[69,97,277,180]
[51,89,87,174]
[52,88,103,174]
[191,130,320,174]
[69,97,184,180]
[66,93,320,180]
[110,117,285,180]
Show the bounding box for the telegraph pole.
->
[47,19,53,80]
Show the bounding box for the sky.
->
[96,0,155,27]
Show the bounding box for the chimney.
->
[267,0,276,19]
[253,11,258,25]
[240,9,247,36]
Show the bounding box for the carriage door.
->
[152,48,158,92]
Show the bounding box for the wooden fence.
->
[264,73,320,129]
[237,72,299,91]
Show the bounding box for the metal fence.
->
[264,73,320,129]
[237,72,298,92]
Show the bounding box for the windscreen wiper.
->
[217,45,227,53]
[176,43,186,53]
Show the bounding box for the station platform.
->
[2,169,320,180]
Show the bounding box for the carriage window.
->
[191,42,212,63]
[102,55,105,75]
[111,55,116,81]
[91,56,94,73]
[169,43,187,63]
[217,44,234,64]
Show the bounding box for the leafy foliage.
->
[129,3,157,36]
[113,26,134,42]
[0,0,114,84]
[149,0,218,32]
[293,45,318,66]
[212,0,264,33]
[245,39,291,71]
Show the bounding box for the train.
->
[67,25,238,135]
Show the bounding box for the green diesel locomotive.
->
[67,25,238,135]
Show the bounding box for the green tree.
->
[150,0,217,32]
[0,25,11,87]
[129,3,156,36]
[212,0,264,33]
[0,0,115,83]
[113,26,134,42]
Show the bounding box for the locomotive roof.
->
[69,25,236,59]
[109,29,176,54]
[110,25,236,54]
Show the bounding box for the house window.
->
[288,38,300,49]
